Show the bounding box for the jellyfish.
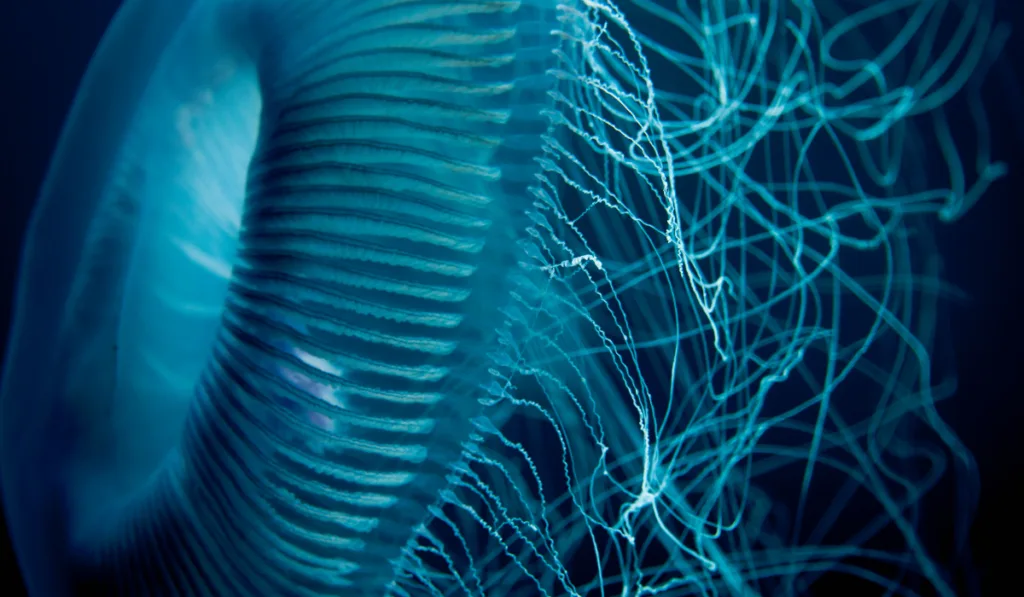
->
[0,0,1008,595]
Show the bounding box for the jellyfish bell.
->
[3,0,562,593]
[2,0,255,591]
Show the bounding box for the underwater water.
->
[1,0,1022,595]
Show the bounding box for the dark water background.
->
[1,1,1021,595]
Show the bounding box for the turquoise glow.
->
[1,0,1006,595]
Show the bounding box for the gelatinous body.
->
[1,0,1008,595]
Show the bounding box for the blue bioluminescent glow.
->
[1,0,1008,595]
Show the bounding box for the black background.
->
[1,1,1021,595]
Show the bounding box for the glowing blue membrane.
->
[0,0,1008,595]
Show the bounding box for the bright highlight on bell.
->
[0,0,1008,595]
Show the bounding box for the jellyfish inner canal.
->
[61,48,262,542]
